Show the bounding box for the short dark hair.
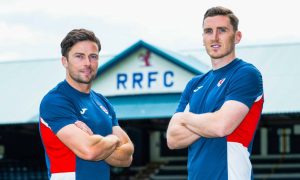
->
[60,28,101,57]
[203,6,239,31]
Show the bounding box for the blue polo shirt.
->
[176,59,264,180]
[39,80,118,180]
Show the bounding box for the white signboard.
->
[93,48,195,96]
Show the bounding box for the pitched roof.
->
[1,41,299,124]
[97,40,209,76]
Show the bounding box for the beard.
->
[73,76,95,84]
[69,69,96,85]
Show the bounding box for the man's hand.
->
[105,126,134,167]
[166,112,200,149]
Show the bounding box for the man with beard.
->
[166,6,264,180]
[39,29,134,180]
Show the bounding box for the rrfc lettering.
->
[117,71,174,89]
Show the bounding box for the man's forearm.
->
[182,101,249,138]
[179,112,224,138]
[56,124,121,161]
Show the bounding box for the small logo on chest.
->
[80,108,88,115]
[100,105,109,114]
[217,78,226,87]
[193,86,203,92]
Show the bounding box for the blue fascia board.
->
[107,93,181,120]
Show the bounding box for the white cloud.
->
[0,23,38,44]
[0,0,300,61]
[0,52,22,61]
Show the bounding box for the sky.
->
[0,0,299,62]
